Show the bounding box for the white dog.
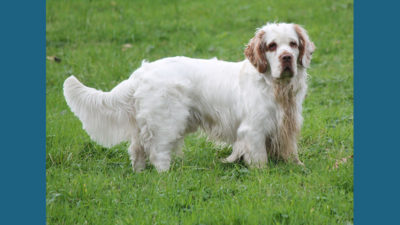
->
[63,22,315,172]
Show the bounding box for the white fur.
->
[63,22,314,172]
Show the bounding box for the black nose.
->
[282,54,292,62]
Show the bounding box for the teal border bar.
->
[0,1,46,224]
[354,0,400,224]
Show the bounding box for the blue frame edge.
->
[0,1,46,224]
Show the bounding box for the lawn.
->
[46,0,353,224]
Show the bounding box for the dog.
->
[63,22,315,172]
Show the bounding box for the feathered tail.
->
[63,76,135,147]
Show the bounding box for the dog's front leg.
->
[241,133,268,168]
[224,126,268,168]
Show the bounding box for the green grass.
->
[46,0,353,224]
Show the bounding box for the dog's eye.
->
[290,41,298,48]
[268,42,277,51]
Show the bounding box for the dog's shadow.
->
[168,146,310,176]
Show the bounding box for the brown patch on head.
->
[244,30,268,73]
[294,24,315,68]
[294,25,306,66]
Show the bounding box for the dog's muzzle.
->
[280,53,294,78]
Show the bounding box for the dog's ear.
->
[294,24,315,68]
[244,30,268,73]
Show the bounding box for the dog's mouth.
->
[280,66,294,78]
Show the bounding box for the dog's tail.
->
[63,75,135,147]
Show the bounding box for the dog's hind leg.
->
[136,90,192,172]
[148,142,174,172]
[149,138,185,171]
[146,125,189,172]
[127,125,147,172]
[172,138,185,158]
[128,140,146,172]
[141,122,187,172]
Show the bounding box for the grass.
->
[46,0,353,224]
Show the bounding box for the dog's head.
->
[245,23,315,79]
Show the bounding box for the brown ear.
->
[244,30,268,73]
[294,24,315,68]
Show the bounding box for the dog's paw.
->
[132,161,146,173]
[220,158,230,164]
[221,155,237,164]
[294,160,305,167]
[248,161,268,169]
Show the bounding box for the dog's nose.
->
[281,54,292,62]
